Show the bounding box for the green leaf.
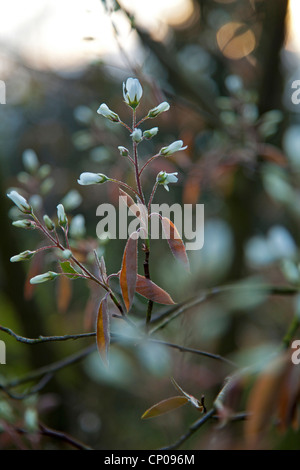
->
[59,261,79,279]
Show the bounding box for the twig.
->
[0,327,235,368]
[149,284,299,334]
[2,344,96,389]
[147,338,236,368]
[159,408,215,450]
[14,422,92,450]
[0,326,95,344]
[0,373,53,400]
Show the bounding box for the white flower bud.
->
[77,172,109,186]
[159,140,187,156]
[57,204,68,228]
[97,103,120,123]
[61,190,82,211]
[118,146,129,157]
[43,215,55,231]
[143,127,159,140]
[30,271,59,285]
[12,219,35,230]
[148,102,170,118]
[70,214,86,239]
[130,128,143,143]
[10,250,35,262]
[156,171,178,192]
[7,190,31,214]
[123,78,143,109]
[62,249,72,260]
[22,149,39,173]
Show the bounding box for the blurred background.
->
[1,0,300,450]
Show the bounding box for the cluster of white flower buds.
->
[6,77,188,290]
[89,77,187,192]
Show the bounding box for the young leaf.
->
[96,295,110,367]
[141,396,189,419]
[136,275,175,305]
[59,261,79,279]
[161,217,190,272]
[171,377,203,410]
[120,234,138,311]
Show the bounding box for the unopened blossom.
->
[118,146,129,157]
[70,214,86,239]
[30,271,59,285]
[57,204,68,228]
[159,140,187,156]
[77,172,109,186]
[156,171,178,192]
[7,190,31,213]
[123,78,143,109]
[43,215,55,231]
[130,128,143,143]
[143,127,159,140]
[97,103,120,123]
[10,250,35,262]
[12,219,35,230]
[147,102,170,118]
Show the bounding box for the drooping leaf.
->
[161,217,190,272]
[120,234,138,311]
[59,261,79,279]
[136,275,175,305]
[245,354,289,446]
[96,295,110,367]
[141,396,189,419]
[277,362,300,432]
[57,275,72,313]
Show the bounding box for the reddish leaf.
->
[257,143,287,166]
[136,275,175,305]
[245,354,289,446]
[161,217,190,272]
[141,396,189,419]
[120,234,138,311]
[56,275,72,313]
[96,295,110,367]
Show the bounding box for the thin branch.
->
[0,373,53,400]
[0,326,95,344]
[149,284,299,334]
[147,338,236,368]
[159,408,215,450]
[0,327,235,367]
[14,422,92,450]
[2,344,96,389]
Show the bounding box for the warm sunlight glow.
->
[286,0,300,54]
[216,22,256,60]
[0,0,194,71]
